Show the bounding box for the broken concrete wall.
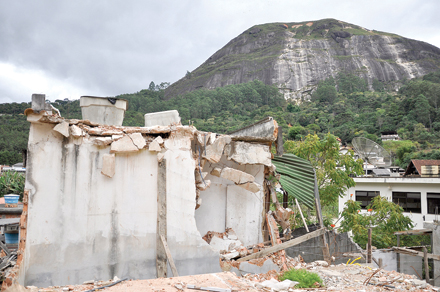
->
[22,118,220,287]
[285,226,363,265]
[195,154,265,247]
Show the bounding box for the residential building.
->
[339,160,440,229]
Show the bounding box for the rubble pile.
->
[241,258,439,291]
[17,263,439,292]
[0,252,17,281]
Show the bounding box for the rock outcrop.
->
[165,18,440,100]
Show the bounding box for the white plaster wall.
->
[340,178,440,229]
[22,123,219,287]
[195,156,265,246]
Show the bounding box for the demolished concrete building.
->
[6,94,290,288]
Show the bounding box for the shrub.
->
[0,171,25,201]
[279,268,323,288]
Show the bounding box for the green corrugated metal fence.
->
[272,154,316,209]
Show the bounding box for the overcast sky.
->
[0,0,439,104]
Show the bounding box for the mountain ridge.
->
[165,18,440,100]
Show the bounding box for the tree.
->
[340,196,414,249]
[148,81,156,91]
[284,133,364,206]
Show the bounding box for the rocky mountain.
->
[165,18,440,100]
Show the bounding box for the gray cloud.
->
[0,0,439,103]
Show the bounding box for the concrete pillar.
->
[424,222,440,286]
[31,94,46,111]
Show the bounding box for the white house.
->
[340,178,440,229]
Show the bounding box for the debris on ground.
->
[3,255,440,291]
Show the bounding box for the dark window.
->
[355,191,380,209]
[427,193,440,214]
[392,192,421,213]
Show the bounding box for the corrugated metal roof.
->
[272,154,316,209]
[372,168,391,176]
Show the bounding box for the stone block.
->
[155,136,164,145]
[238,258,280,275]
[130,133,146,149]
[237,182,261,193]
[197,180,211,191]
[31,94,46,111]
[110,135,138,153]
[94,137,112,146]
[209,236,243,253]
[53,121,70,137]
[202,136,231,163]
[101,154,115,178]
[149,139,161,152]
[70,125,83,138]
[195,170,208,183]
[220,167,255,184]
[228,141,272,166]
[210,167,222,177]
[144,110,180,127]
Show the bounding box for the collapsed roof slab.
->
[228,116,278,143]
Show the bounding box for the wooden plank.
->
[267,214,278,246]
[312,169,330,263]
[424,246,429,282]
[156,159,167,278]
[295,198,309,233]
[160,235,179,277]
[393,247,440,261]
[237,228,326,262]
[367,228,372,263]
[396,234,400,272]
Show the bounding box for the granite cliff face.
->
[165,19,440,100]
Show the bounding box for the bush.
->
[279,268,323,288]
[0,171,25,201]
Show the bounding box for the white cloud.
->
[0,0,439,103]
[0,62,93,103]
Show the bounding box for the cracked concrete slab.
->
[220,167,255,184]
[149,139,161,152]
[53,121,70,137]
[70,125,84,138]
[101,154,116,178]
[110,135,139,153]
[228,142,272,166]
[130,133,146,149]
[202,136,231,163]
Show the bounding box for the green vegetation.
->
[279,268,323,288]
[0,171,25,200]
[340,196,430,248]
[2,69,440,169]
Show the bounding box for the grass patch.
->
[279,269,323,288]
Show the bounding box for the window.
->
[392,192,421,213]
[427,193,440,214]
[355,191,380,209]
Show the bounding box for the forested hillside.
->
[1,70,440,166]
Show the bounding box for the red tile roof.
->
[405,160,440,175]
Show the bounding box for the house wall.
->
[340,177,440,228]
[195,157,265,246]
[22,122,221,287]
